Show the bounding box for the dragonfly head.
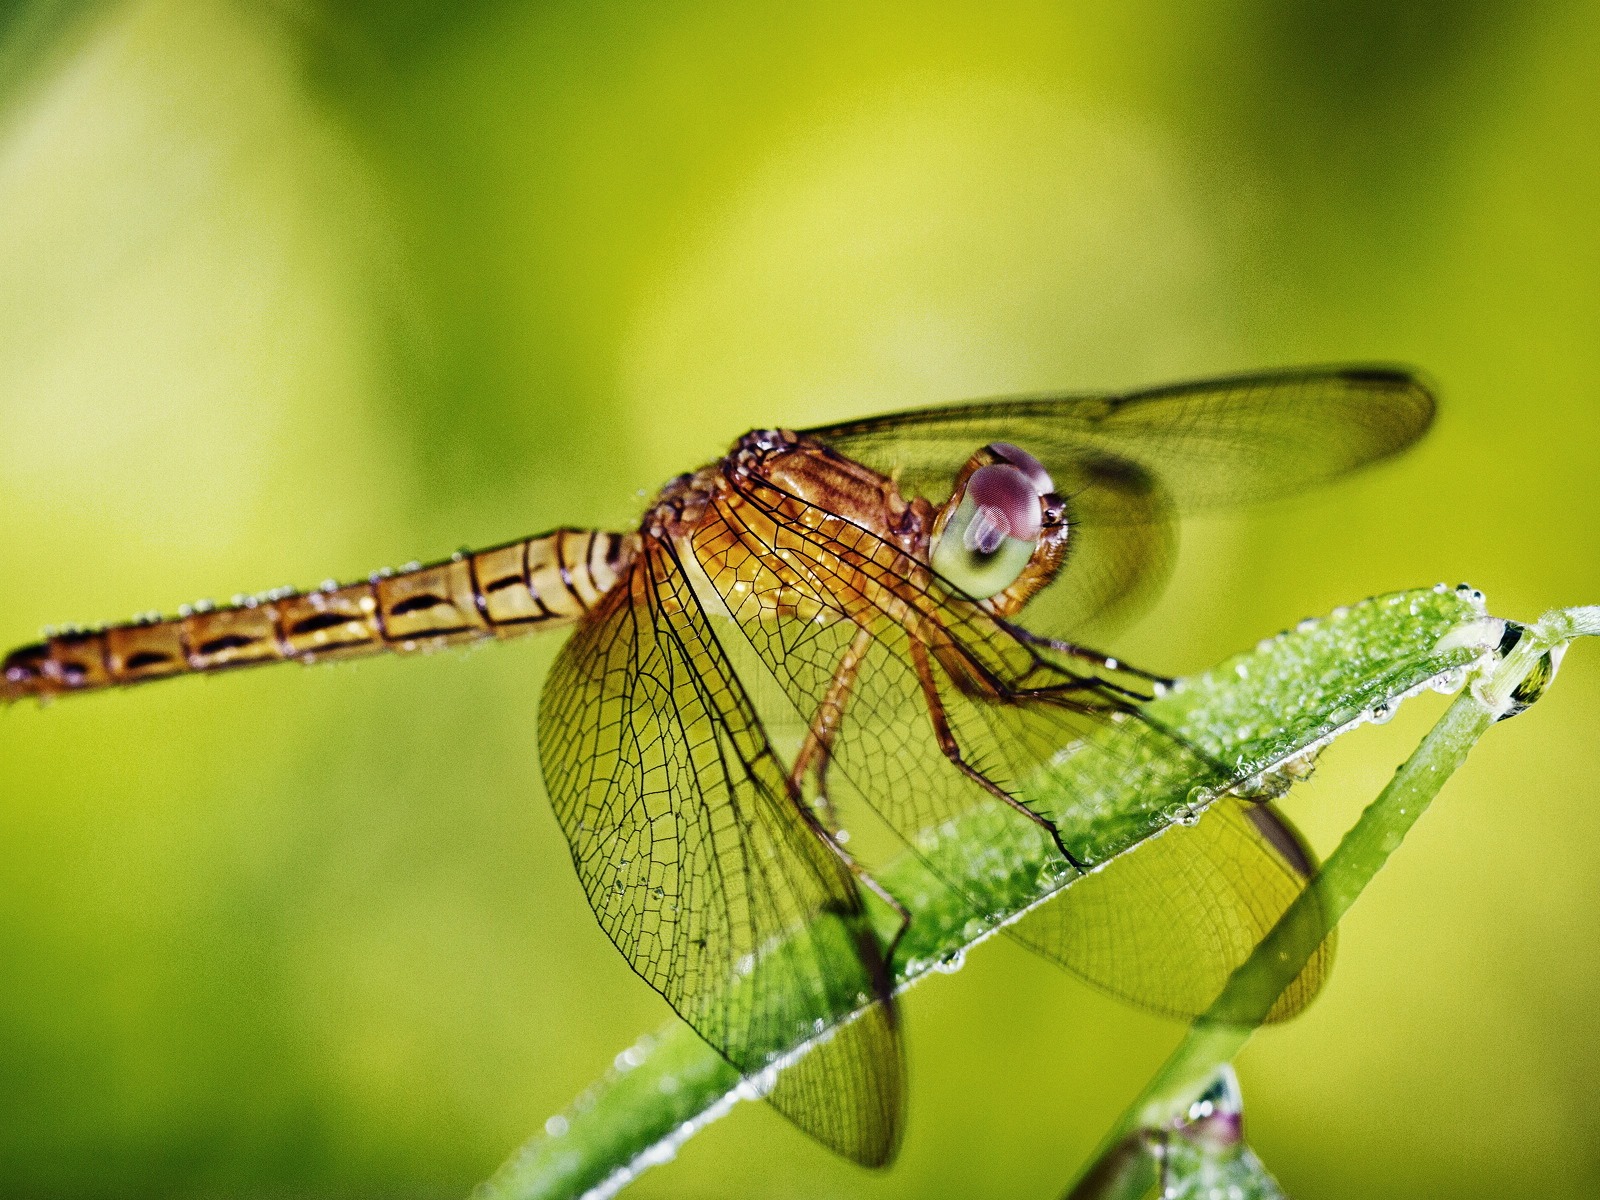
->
[929,443,1069,613]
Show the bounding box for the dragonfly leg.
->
[788,626,874,833]
[787,627,912,966]
[995,616,1176,689]
[907,635,1089,874]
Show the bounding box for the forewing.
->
[804,366,1431,639]
[1031,454,1177,637]
[804,366,1434,511]
[692,470,1181,862]
[537,538,903,1166]
[1011,799,1335,1022]
[693,470,1215,905]
[694,473,1333,1023]
[758,369,1390,1019]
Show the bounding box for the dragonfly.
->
[2,366,1433,1168]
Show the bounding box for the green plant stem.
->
[1087,608,1581,1165]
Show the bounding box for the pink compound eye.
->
[930,460,1046,599]
[986,442,1054,496]
[965,464,1043,549]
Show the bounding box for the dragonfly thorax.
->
[672,429,1072,621]
[720,429,934,555]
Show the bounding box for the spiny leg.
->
[787,626,912,967]
[994,615,1175,690]
[907,635,1089,873]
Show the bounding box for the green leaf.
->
[1079,601,1600,1180]
[475,586,1504,1200]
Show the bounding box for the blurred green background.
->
[1,1,1597,1197]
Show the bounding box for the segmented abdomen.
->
[2,528,635,702]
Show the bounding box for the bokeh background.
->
[2,2,1597,1197]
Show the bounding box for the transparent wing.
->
[688,471,1333,1021]
[1011,798,1334,1023]
[1036,454,1176,637]
[804,366,1433,635]
[803,366,1434,511]
[692,467,1192,865]
[537,536,903,1166]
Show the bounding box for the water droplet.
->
[543,1114,569,1138]
[1296,617,1318,633]
[1037,860,1073,889]
[832,828,851,845]
[1368,701,1395,724]
[933,948,966,973]
[1431,668,1466,694]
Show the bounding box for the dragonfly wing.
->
[703,480,1211,822]
[803,365,1434,511]
[805,367,1432,635]
[1015,453,1177,644]
[1012,798,1335,1023]
[537,536,903,1166]
[694,470,1179,854]
[694,475,1333,1020]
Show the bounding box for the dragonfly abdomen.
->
[2,528,635,702]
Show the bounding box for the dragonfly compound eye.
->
[931,462,1045,598]
[985,441,1054,495]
